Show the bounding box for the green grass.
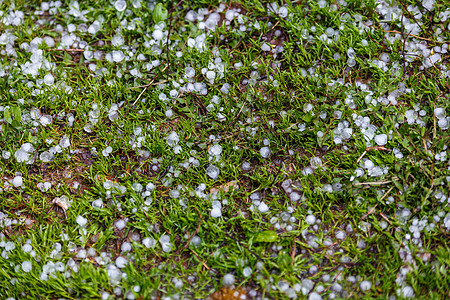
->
[1,0,450,299]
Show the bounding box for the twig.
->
[379,212,393,225]
[165,0,185,80]
[46,48,84,52]
[383,30,441,43]
[379,186,394,203]
[400,10,407,78]
[356,150,367,164]
[353,178,398,186]
[357,146,391,164]
[290,238,297,267]
[361,205,377,220]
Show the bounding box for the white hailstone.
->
[115,219,126,230]
[360,280,371,291]
[258,202,269,213]
[115,256,128,268]
[166,131,179,146]
[434,107,446,119]
[306,215,316,225]
[335,230,346,240]
[374,133,387,146]
[14,149,30,163]
[152,29,164,40]
[243,267,252,277]
[142,237,156,248]
[92,199,104,208]
[22,260,32,272]
[121,242,132,252]
[208,144,222,156]
[146,182,155,191]
[260,146,271,158]
[222,273,235,286]
[161,107,172,118]
[401,285,415,298]
[12,176,23,187]
[309,292,322,300]
[77,249,87,258]
[44,36,55,47]
[112,50,125,62]
[39,115,53,126]
[211,207,222,218]
[159,235,173,252]
[59,136,70,148]
[261,43,271,51]
[111,34,124,47]
[206,70,215,84]
[21,143,34,153]
[310,157,323,169]
[44,73,54,85]
[438,118,448,130]
[242,161,251,171]
[114,0,127,11]
[206,165,220,180]
[2,151,11,159]
[184,67,195,79]
[76,215,88,227]
[422,0,435,10]
[88,21,101,35]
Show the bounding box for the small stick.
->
[356,150,367,164]
[46,48,85,52]
[379,212,393,225]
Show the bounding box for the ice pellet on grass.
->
[22,260,32,272]
[115,219,126,230]
[166,131,179,146]
[206,70,215,84]
[115,256,128,268]
[59,136,70,148]
[44,73,54,86]
[260,146,271,158]
[114,0,127,11]
[400,285,415,298]
[211,207,222,218]
[310,157,322,169]
[242,161,251,171]
[374,133,387,146]
[309,292,322,300]
[39,115,53,126]
[261,43,271,51]
[12,176,23,187]
[184,67,195,79]
[434,107,446,119]
[360,280,371,291]
[121,242,132,253]
[142,237,156,248]
[111,34,124,47]
[92,199,103,208]
[222,273,235,286]
[112,50,125,62]
[208,144,222,156]
[243,267,252,277]
[335,231,346,240]
[206,165,220,180]
[152,29,163,40]
[159,235,173,252]
[76,215,87,227]
[306,215,316,225]
[258,202,269,213]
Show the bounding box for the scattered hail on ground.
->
[1,0,450,299]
